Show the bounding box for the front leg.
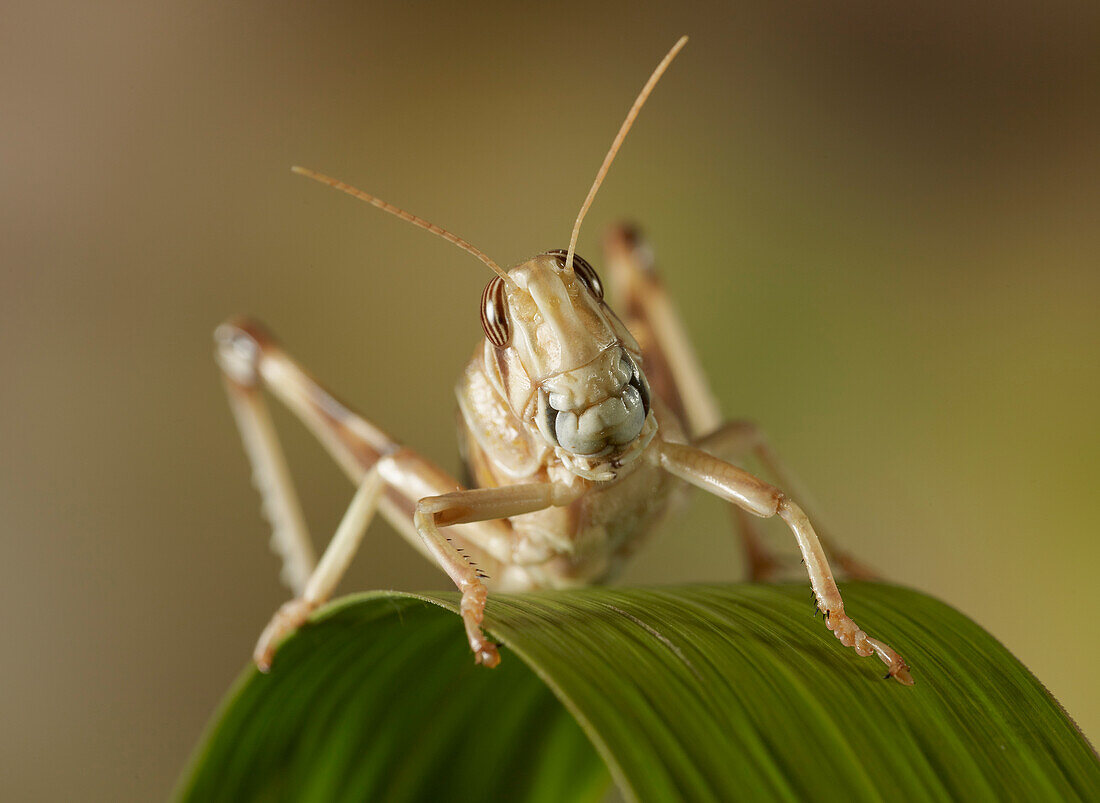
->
[658,440,914,684]
[693,420,878,580]
[414,482,579,668]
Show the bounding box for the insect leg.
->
[414,482,579,668]
[693,421,877,580]
[217,320,318,594]
[603,223,718,432]
[657,439,913,684]
[215,317,515,586]
[217,316,516,548]
[603,225,782,579]
[252,463,385,670]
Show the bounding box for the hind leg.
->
[215,317,517,668]
[603,225,874,580]
[252,462,388,670]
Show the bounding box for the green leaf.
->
[176,584,1099,802]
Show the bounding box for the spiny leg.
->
[215,317,516,664]
[414,482,579,668]
[216,316,403,489]
[657,439,912,683]
[729,506,782,582]
[218,324,317,593]
[602,223,717,431]
[604,224,872,580]
[251,461,503,670]
[602,225,781,578]
[253,464,385,670]
[693,421,877,580]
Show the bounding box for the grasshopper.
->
[216,36,913,684]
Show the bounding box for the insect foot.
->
[253,597,317,673]
[824,608,914,685]
[459,582,500,668]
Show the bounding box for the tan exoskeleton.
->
[216,36,914,684]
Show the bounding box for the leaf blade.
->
[177,584,1099,802]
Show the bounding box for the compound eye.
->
[571,254,604,300]
[480,276,511,347]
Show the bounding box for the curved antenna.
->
[565,35,688,275]
[291,166,515,286]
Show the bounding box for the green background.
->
[2,2,1097,800]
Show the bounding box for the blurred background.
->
[2,1,1098,799]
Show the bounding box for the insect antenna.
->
[564,35,688,275]
[291,166,516,286]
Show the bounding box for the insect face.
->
[481,251,654,475]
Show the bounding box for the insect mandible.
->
[215,36,914,685]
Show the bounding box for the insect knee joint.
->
[215,318,268,386]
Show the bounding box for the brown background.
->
[3,2,1098,799]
